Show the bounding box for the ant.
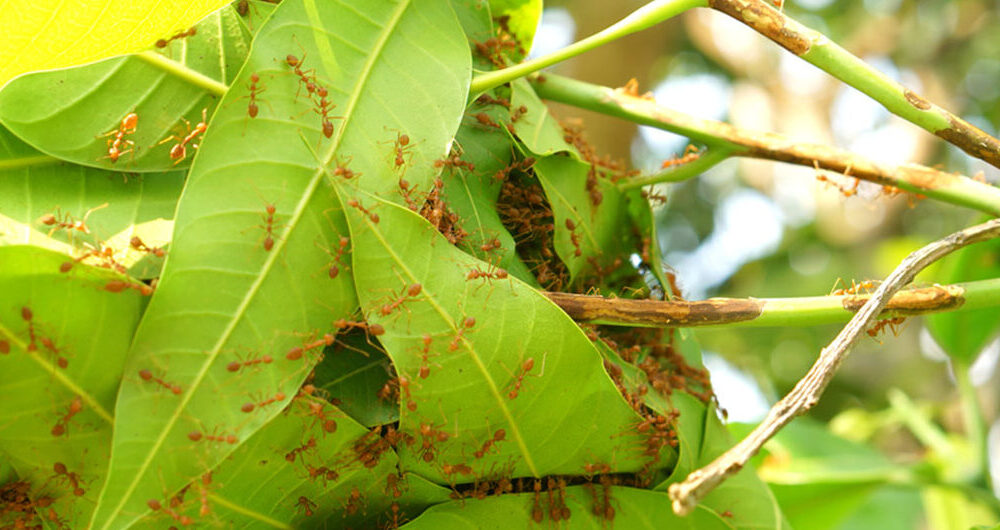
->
[139,369,182,395]
[98,112,138,163]
[285,437,317,463]
[312,86,342,138]
[319,236,350,279]
[156,108,208,165]
[285,50,319,102]
[197,472,213,517]
[285,332,335,361]
[831,279,876,296]
[51,396,83,437]
[379,283,422,316]
[473,429,505,458]
[433,153,475,172]
[416,422,450,462]
[347,199,379,224]
[331,156,360,180]
[343,487,366,516]
[333,318,385,336]
[387,132,413,168]
[466,265,508,282]
[510,105,528,122]
[51,462,85,496]
[226,353,273,372]
[661,144,701,169]
[21,306,37,352]
[472,112,501,129]
[245,72,266,119]
[104,279,154,296]
[868,316,906,340]
[260,203,278,251]
[479,237,502,253]
[448,316,476,351]
[187,430,238,444]
[416,334,439,379]
[240,391,286,413]
[565,219,583,257]
[155,27,196,48]
[129,236,165,258]
[814,161,859,198]
[295,495,318,517]
[39,203,107,239]
[304,400,338,433]
[38,336,69,369]
[147,498,193,527]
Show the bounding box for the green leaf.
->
[510,78,576,156]
[312,335,399,427]
[338,191,651,481]
[838,486,923,530]
[403,484,732,528]
[0,126,184,279]
[0,1,232,89]
[488,0,543,59]
[139,396,450,527]
[925,225,1000,363]
[88,0,471,527]
[0,8,248,172]
[922,485,999,530]
[0,246,144,528]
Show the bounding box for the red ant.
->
[331,156,359,179]
[156,108,208,165]
[417,422,450,462]
[466,265,508,282]
[304,400,338,433]
[305,464,339,483]
[448,316,476,351]
[814,161,859,197]
[333,318,385,336]
[510,105,528,122]
[21,306,37,352]
[384,473,406,498]
[61,244,127,275]
[51,396,83,437]
[139,369,182,395]
[433,153,475,172]
[147,498,193,527]
[188,430,238,444]
[506,357,538,400]
[343,487,366,516]
[285,51,319,102]
[319,236,350,279]
[379,283,422,317]
[240,391,286,413]
[416,334,438,379]
[245,72,266,118]
[531,480,544,523]
[104,279,154,296]
[384,501,408,528]
[295,495,318,517]
[312,86,342,139]
[661,144,701,169]
[39,203,107,238]
[51,462,85,496]
[565,218,583,257]
[285,437,317,463]
[346,199,379,224]
[129,236,165,258]
[831,279,876,296]
[197,472,213,517]
[98,112,138,163]
[398,178,421,211]
[479,237,502,253]
[260,203,278,251]
[389,132,413,168]
[38,336,69,369]
[286,332,334,361]
[475,93,510,108]
[868,316,906,340]
[226,352,273,372]
[472,112,501,129]
[155,27,196,48]
[473,429,505,458]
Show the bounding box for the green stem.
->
[469,0,706,94]
[0,154,60,170]
[530,73,1000,216]
[135,51,228,97]
[706,0,1000,169]
[547,278,1000,328]
[619,147,733,190]
[954,363,987,480]
[888,388,954,458]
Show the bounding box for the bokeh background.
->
[529,0,1000,525]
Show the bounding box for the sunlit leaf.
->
[88,0,470,527]
[0,246,144,527]
[338,191,652,481]
[0,8,249,172]
[0,1,232,89]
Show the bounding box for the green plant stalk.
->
[530,73,1000,216]
[547,278,1000,329]
[887,388,954,459]
[0,154,59,170]
[618,147,732,190]
[954,363,987,482]
[706,0,1000,169]
[136,51,228,97]
[469,0,705,94]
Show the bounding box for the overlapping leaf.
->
[0,246,144,528]
[0,1,231,89]
[89,0,470,527]
[338,191,650,481]
[0,8,249,172]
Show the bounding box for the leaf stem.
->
[135,51,228,97]
[547,278,1000,329]
[618,147,732,190]
[0,154,60,170]
[707,0,1000,169]
[530,73,1000,216]
[469,0,706,94]
[887,388,954,459]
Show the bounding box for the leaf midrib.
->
[97,1,416,527]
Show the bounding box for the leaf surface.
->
[89,0,470,527]
[0,8,249,172]
[0,246,144,528]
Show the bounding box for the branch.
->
[707,0,1000,169]
[666,218,1000,515]
[530,73,1000,216]
[546,278,1000,328]
[469,0,704,94]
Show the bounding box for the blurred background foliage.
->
[532,0,999,527]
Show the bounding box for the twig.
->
[529,73,1000,216]
[545,278,1000,328]
[666,218,1000,515]
[706,0,1000,169]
